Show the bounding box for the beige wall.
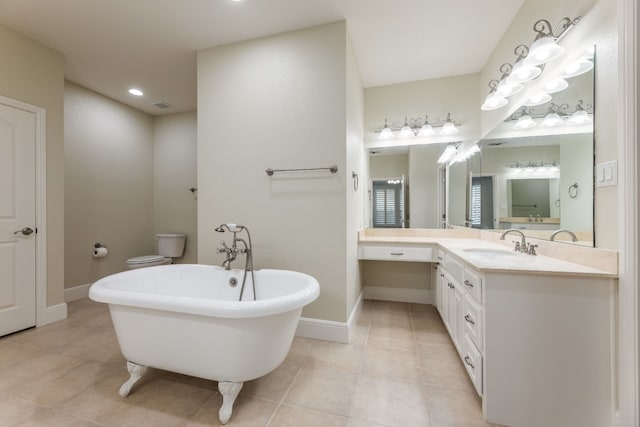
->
[0,23,65,307]
[346,31,365,319]
[198,21,356,323]
[369,153,409,179]
[64,82,154,287]
[153,112,198,263]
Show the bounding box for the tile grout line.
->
[264,365,303,427]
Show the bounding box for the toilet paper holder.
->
[94,242,107,249]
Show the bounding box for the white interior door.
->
[0,102,36,337]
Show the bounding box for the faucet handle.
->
[528,244,538,256]
[512,241,521,252]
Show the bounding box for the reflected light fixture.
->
[561,58,594,78]
[437,144,457,164]
[541,104,565,127]
[523,91,552,107]
[524,17,581,66]
[513,108,537,130]
[544,77,569,94]
[567,100,593,125]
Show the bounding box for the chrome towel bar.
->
[265,165,338,176]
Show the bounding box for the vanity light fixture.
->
[440,113,459,136]
[376,114,461,139]
[494,63,524,97]
[481,81,508,111]
[379,119,394,139]
[524,17,581,66]
[507,45,542,84]
[452,140,480,164]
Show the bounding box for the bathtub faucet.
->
[215,224,256,301]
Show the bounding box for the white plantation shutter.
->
[471,182,482,226]
[372,180,403,228]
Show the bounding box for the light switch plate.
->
[596,160,618,187]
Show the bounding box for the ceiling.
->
[0,0,525,115]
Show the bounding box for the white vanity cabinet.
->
[358,232,616,427]
[436,249,485,396]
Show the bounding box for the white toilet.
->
[126,233,186,269]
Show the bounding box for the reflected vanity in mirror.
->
[366,46,595,246]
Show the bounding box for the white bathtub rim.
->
[89,265,319,319]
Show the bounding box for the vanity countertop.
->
[359,229,618,279]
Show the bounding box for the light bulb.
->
[481,92,508,110]
[567,110,592,125]
[419,124,435,136]
[399,118,414,138]
[507,61,542,83]
[524,36,564,65]
[544,78,569,94]
[128,88,143,96]
[440,121,458,136]
[561,59,593,78]
[379,119,393,139]
[523,92,552,107]
[514,115,536,130]
[541,112,563,127]
[496,79,523,97]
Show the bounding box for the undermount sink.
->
[462,248,518,257]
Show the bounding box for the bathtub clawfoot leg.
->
[218,381,243,424]
[119,361,147,398]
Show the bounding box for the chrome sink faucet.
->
[500,229,527,253]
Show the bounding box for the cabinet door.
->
[453,283,464,349]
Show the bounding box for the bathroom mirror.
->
[366,46,595,246]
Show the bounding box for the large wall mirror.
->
[367,46,595,246]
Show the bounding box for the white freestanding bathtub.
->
[89,264,319,424]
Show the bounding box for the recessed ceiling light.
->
[128,88,143,96]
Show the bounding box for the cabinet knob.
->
[464,280,474,288]
[440,273,444,278]
[464,356,475,369]
[464,314,475,325]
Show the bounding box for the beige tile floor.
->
[0,298,501,427]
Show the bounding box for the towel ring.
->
[568,182,579,199]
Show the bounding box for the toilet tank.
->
[156,233,186,258]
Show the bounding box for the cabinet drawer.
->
[463,294,484,352]
[445,255,464,283]
[358,244,433,262]
[462,333,483,397]
[462,267,483,302]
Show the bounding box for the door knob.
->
[14,227,34,236]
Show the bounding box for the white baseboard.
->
[45,303,67,325]
[64,283,92,302]
[296,291,364,344]
[363,286,432,304]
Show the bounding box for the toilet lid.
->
[126,255,165,265]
